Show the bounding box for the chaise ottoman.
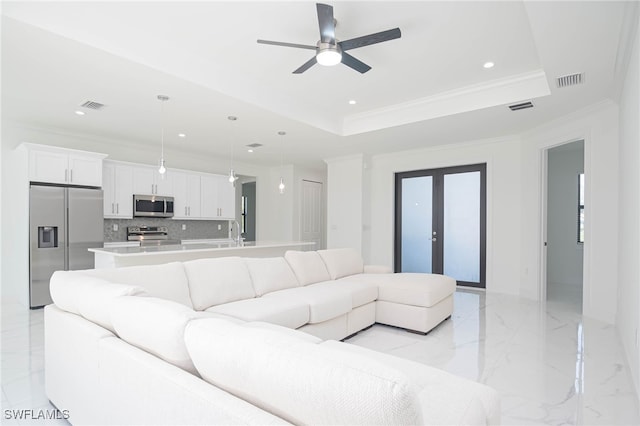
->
[340,272,456,334]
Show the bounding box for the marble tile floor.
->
[1,289,638,425]
[349,289,640,425]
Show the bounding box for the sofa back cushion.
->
[284,250,331,285]
[81,262,193,308]
[183,257,255,310]
[244,257,300,296]
[110,296,205,375]
[185,317,423,425]
[50,271,148,333]
[317,248,364,280]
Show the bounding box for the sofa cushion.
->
[263,286,352,324]
[185,318,424,425]
[321,340,501,425]
[183,257,255,310]
[317,248,364,280]
[284,250,331,285]
[110,296,202,375]
[309,279,378,308]
[50,271,147,333]
[205,297,309,329]
[81,262,193,308]
[244,257,300,296]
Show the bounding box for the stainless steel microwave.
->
[133,194,174,218]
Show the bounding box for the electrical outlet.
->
[182,224,186,231]
[218,224,222,231]
[113,224,118,231]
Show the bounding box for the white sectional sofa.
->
[45,248,500,425]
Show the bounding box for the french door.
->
[394,164,486,288]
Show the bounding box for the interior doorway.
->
[544,140,584,312]
[235,176,256,242]
[394,164,486,288]
[301,180,323,251]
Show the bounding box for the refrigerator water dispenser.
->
[38,226,58,248]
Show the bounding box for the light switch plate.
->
[218,224,222,230]
[182,224,186,231]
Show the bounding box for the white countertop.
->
[89,240,315,257]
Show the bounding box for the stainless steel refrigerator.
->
[29,185,103,308]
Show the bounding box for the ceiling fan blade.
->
[341,52,371,74]
[339,28,401,51]
[257,39,317,50]
[316,3,336,43]
[293,56,318,74]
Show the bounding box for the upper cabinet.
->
[103,161,134,219]
[26,144,106,187]
[132,166,173,196]
[172,171,201,219]
[175,172,235,220]
[215,175,236,220]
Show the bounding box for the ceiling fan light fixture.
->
[316,43,342,66]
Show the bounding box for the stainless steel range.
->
[127,226,181,246]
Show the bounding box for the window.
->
[578,173,584,243]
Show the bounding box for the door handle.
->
[111,203,115,214]
[116,203,119,214]
[70,169,73,182]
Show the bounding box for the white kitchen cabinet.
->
[216,175,236,220]
[200,174,235,220]
[200,175,218,219]
[133,165,173,196]
[27,144,106,187]
[103,161,134,218]
[172,171,201,219]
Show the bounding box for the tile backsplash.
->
[104,218,230,242]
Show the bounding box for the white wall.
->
[616,16,640,399]
[325,154,363,251]
[366,137,522,294]
[521,101,620,323]
[546,141,584,290]
[0,123,303,305]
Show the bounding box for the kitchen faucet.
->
[232,220,243,246]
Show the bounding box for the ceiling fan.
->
[257,3,401,74]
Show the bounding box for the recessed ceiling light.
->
[483,61,495,69]
[178,133,186,138]
[74,110,85,116]
[348,100,357,105]
[247,149,254,153]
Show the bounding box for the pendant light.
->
[157,95,169,175]
[278,131,286,195]
[227,116,239,186]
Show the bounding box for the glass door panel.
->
[401,176,433,273]
[395,164,486,288]
[443,172,481,283]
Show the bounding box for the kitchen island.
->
[89,240,316,268]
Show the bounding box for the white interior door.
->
[301,180,323,251]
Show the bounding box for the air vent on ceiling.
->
[508,101,534,111]
[556,73,584,88]
[246,143,263,148]
[80,100,105,110]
